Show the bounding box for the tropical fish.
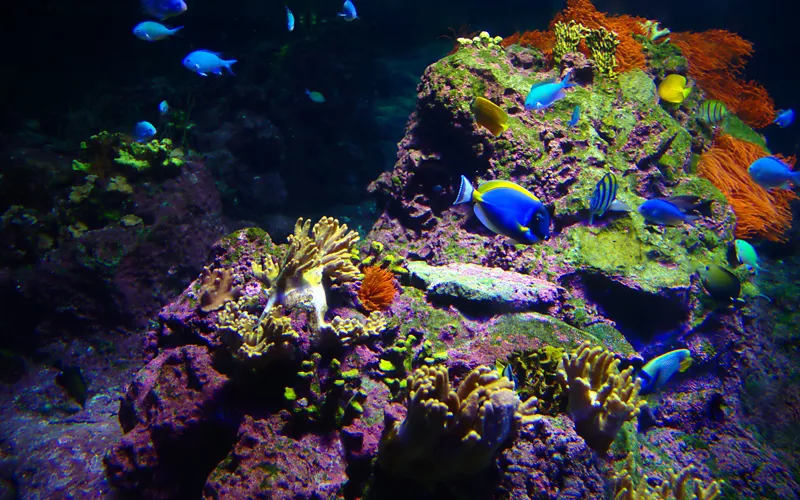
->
[454,175,550,244]
[133,21,183,41]
[339,0,358,21]
[774,109,794,127]
[734,239,762,275]
[55,363,88,408]
[638,199,699,226]
[498,362,518,389]
[159,100,169,116]
[568,105,580,128]
[748,156,800,189]
[183,50,237,77]
[470,97,509,136]
[658,74,691,104]
[638,349,692,393]
[525,70,576,111]
[662,195,713,215]
[286,6,295,32]
[697,100,728,124]
[698,264,741,302]
[306,89,326,103]
[133,121,157,142]
[589,172,630,224]
[141,0,187,20]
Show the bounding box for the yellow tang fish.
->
[658,74,691,104]
[470,97,509,136]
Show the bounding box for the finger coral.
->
[217,297,299,367]
[697,134,796,241]
[198,266,243,313]
[357,266,398,312]
[557,341,644,454]
[330,311,387,344]
[614,455,722,500]
[378,365,537,486]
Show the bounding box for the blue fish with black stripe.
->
[697,100,728,124]
[589,172,630,224]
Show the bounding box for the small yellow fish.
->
[470,97,509,136]
[658,74,691,104]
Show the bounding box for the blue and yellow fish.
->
[697,100,728,124]
[454,175,550,244]
[774,109,794,127]
[638,349,692,393]
[497,361,518,389]
[589,172,630,224]
[525,70,575,111]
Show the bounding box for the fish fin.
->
[529,79,556,91]
[685,214,699,226]
[589,213,594,225]
[792,171,800,186]
[224,59,237,75]
[454,175,474,205]
[560,69,576,87]
[608,200,632,212]
[171,26,184,35]
[473,204,505,236]
[199,72,208,77]
[638,370,653,392]
[479,180,539,201]
[554,89,567,101]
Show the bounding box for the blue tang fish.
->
[306,89,325,103]
[638,349,692,393]
[454,175,550,244]
[159,100,169,116]
[589,172,630,224]
[133,21,183,41]
[141,0,187,20]
[339,0,358,21]
[286,6,295,31]
[773,109,794,127]
[133,121,157,142]
[568,105,580,128]
[748,156,800,189]
[638,199,699,226]
[525,70,576,111]
[183,50,237,77]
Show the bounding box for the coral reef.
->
[614,455,722,499]
[198,267,243,313]
[357,266,398,311]
[217,297,300,366]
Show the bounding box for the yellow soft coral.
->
[330,312,387,344]
[198,266,243,313]
[557,341,644,454]
[217,297,299,366]
[614,455,722,500]
[254,217,361,330]
[379,365,537,486]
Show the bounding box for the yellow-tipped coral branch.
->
[217,297,300,367]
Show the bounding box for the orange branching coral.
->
[358,266,397,311]
[501,30,556,59]
[698,135,796,241]
[672,30,775,128]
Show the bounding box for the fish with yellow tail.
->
[658,74,691,104]
[638,349,692,393]
[454,175,550,244]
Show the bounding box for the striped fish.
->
[589,172,618,224]
[698,100,728,124]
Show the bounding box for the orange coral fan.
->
[698,135,796,241]
[501,30,555,59]
[357,266,397,311]
[672,31,775,128]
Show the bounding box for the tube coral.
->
[357,266,397,312]
[697,134,796,241]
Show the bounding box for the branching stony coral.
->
[379,365,538,486]
[553,20,589,63]
[198,266,243,313]
[557,341,644,454]
[253,217,360,329]
[614,455,722,500]
[217,297,299,367]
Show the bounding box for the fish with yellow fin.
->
[638,349,692,393]
[470,97,509,136]
[658,74,691,104]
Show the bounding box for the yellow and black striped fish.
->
[697,100,728,124]
[589,172,618,224]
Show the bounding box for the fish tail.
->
[454,175,474,205]
[589,213,594,225]
[791,171,800,187]
[171,26,184,35]
[224,59,237,75]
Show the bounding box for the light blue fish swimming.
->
[588,172,630,224]
[183,50,237,77]
[568,105,580,128]
[734,239,762,275]
[158,101,169,116]
[133,121,157,142]
[339,0,358,21]
[454,175,550,244]
[133,21,183,41]
[286,6,295,31]
[774,109,794,127]
[748,156,800,189]
[141,0,187,20]
[525,70,576,111]
[638,349,693,393]
[638,199,699,226]
[306,89,325,103]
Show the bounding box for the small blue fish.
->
[734,239,762,276]
[638,349,692,393]
[183,50,237,77]
[306,89,326,103]
[748,156,800,189]
[133,21,183,41]
[568,105,580,128]
[589,172,630,224]
[525,70,576,111]
[774,109,794,128]
[286,6,295,32]
[141,0,187,20]
[133,121,157,142]
[339,0,358,21]
[638,199,699,226]
[454,175,550,244]
[158,101,169,116]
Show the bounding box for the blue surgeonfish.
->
[183,50,237,77]
[638,199,699,226]
[454,175,550,244]
[748,156,800,189]
[133,21,183,41]
[133,121,157,142]
[638,349,693,393]
[774,109,794,127]
[589,172,630,224]
[339,0,358,21]
[525,70,576,111]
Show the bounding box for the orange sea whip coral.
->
[698,134,796,241]
[357,266,397,312]
[671,30,775,128]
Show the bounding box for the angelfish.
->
[638,349,692,393]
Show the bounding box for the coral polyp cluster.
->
[217,297,299,366]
